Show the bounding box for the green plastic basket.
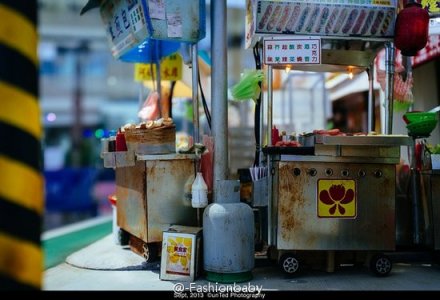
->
[403,111,437,124]
[406,119,438,137]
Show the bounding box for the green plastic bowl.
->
[403,111,437,125]
[406,119,438,137]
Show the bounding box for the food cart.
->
[92,0,206,262]
[246,0,412,275]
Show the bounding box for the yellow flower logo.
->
[317,179,357,218]
[166,236,192,275]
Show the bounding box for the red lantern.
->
[394,2,429,56]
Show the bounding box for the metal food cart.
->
[246,0,409,275]
[114,154,198,261]
[94,0,207,262]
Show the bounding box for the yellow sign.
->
[165,235,193,276]
[317,179,356,218]
[134,53,182,82]
[422,0,440,13]
[372,0,392,6]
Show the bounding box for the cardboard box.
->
[160,225,202,281]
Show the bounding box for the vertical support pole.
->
[259,82,264,166]
[384,42,395,134]
[267,65,273,246]
[267,66,273,146]
[0,1,42,289]
[367,63,375,133]
[321,73,328,129]
[211,0,228,202]
[410,137,422,245]
[192,43,200,144]
[155,42,162,118]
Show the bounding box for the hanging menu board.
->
[246,0,397,48]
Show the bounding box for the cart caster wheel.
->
[143,243,158,262]
[370,254,392,276]
[118,229,130,246]
[279,253,300,275]
[255,241,264,252]
[266,245,277,263]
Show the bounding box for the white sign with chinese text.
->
[263,38,321,65]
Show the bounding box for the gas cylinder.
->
[203,180,254,283]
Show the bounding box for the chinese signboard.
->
[100,0,149,58]
[317,179,357,218]
[263,38,321,65]
[134,53,182,81]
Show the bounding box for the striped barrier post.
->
[0,0,43,290]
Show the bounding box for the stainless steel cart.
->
[246,0,405,275]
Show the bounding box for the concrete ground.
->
[44,235,440,292]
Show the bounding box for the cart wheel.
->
[370,254,392,276]
[279,253,300,275]
[118,229,130,246]
[143,243,158,262]
[266,245,277,262]
[255,240,264,252]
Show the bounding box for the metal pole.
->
[259,81,264,166]
[321,73,327,129]
[192,43,200,144]
[267,65,273,146]
[410,137,422,245]
[367,63,375,132]
[155,42,162,118]
[267,65,273,246]
[384,42,395,134]
[211,0,228,202]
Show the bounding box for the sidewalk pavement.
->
[44,235,440,292]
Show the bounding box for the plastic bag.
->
[138,91,160,121]
[376,66,414,112]
[230,70,265,103]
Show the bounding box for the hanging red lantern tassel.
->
[394,2,429,56]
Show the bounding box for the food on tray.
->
[305,6,320,33]
[275,140,301,147]
[295,6,310,32]
[146,120,154,129]
[332,8,348,34]
[258,4,273,30]
[266,5,281,31]
[163,117,173,126]
[313,128,346,136]
[370,10,384,35]
[132,118,174,131]
[325,8,339,34]
[360,10,376,35]
[276,5,291,31]
[351,9,367,34]
[342,8,359,34]
[315,7,329,33]
[285,5,301,32]
[122,123,136,131]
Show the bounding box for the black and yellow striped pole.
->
[0,0,43,290]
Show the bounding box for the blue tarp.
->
[45,168,98,213]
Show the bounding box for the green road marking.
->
[43,220,111,269]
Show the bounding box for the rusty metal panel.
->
[275,161,395,250]
[146,159,197,242]
[116,161,148,241]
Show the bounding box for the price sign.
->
[263,38,321,65]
